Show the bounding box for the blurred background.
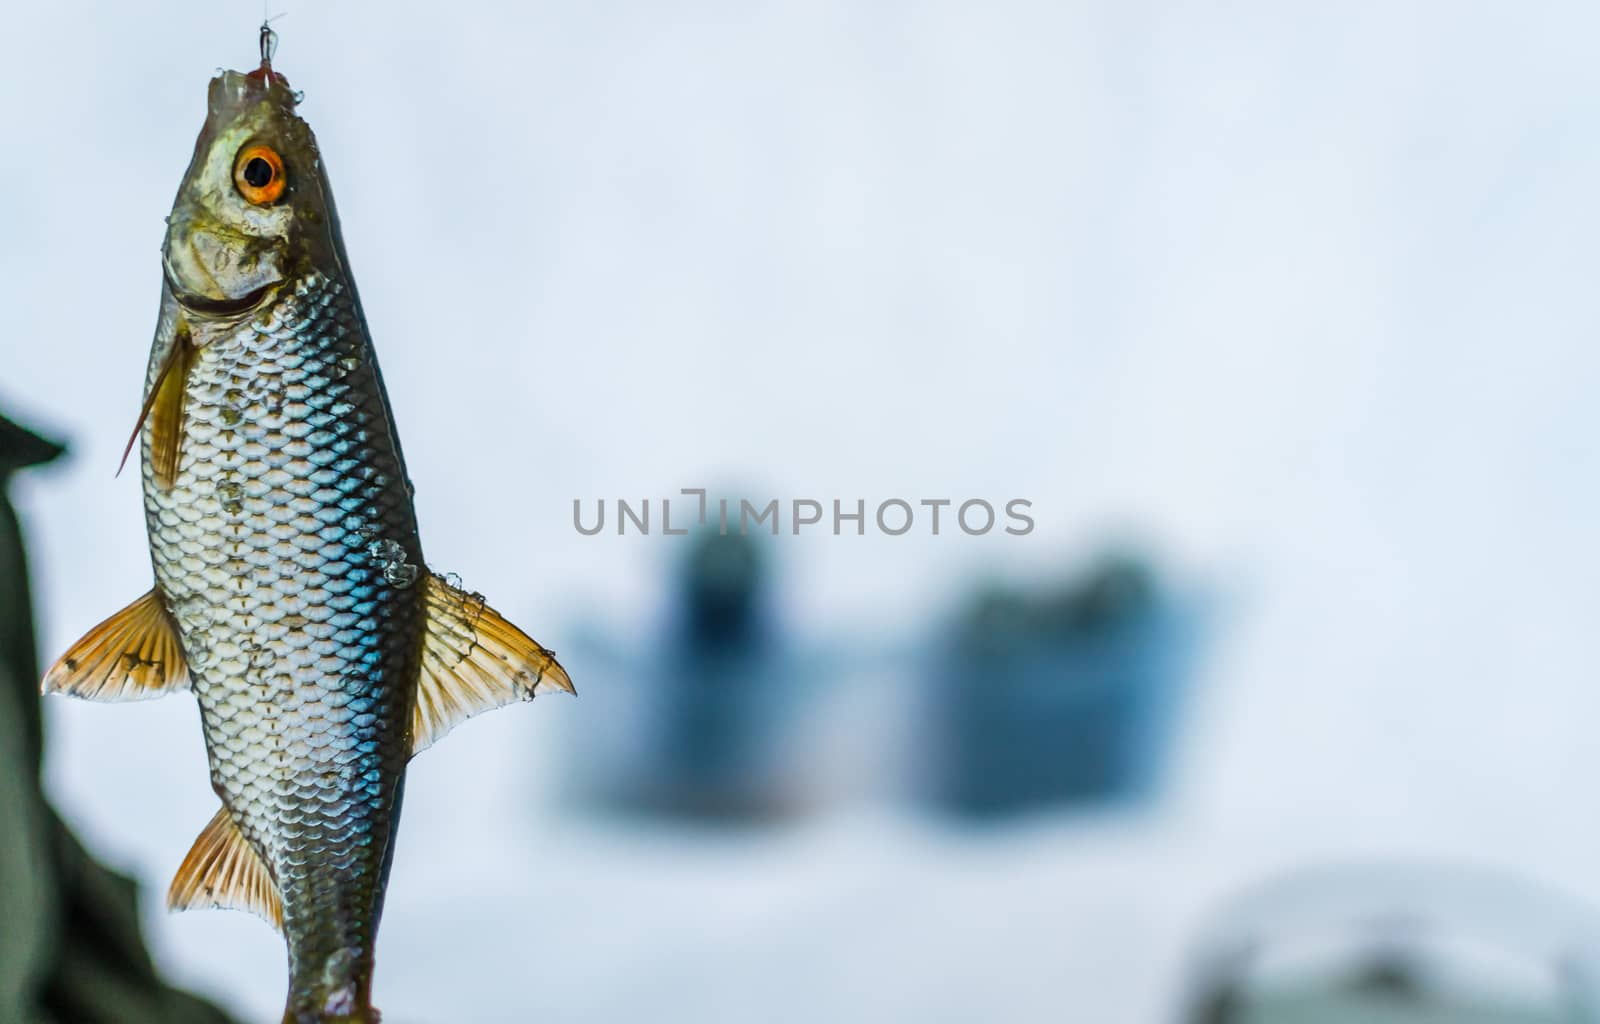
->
[2,1,1599,1021]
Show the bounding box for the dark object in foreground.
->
[0,412,236,1024]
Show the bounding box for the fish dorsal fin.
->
[169,806,282,932]
[412,572,574,756]
[41,589,190,701]
[119,321,193,489]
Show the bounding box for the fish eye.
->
[233,144,287,205]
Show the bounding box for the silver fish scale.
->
[142,270,423,1012]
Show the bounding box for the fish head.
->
[163,67,333,316]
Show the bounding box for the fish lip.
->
[164,271,277,318]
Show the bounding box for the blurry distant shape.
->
[1181,864,1600,1024]
[919,551,1196,818]
[572,525,811,822]
[0,412,236,1024]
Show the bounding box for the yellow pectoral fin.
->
[118,322,193,489]
[169,806,282,932]
[412,572,575,757]
[41,589,190,701]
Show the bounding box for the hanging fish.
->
[42,27,573,1024]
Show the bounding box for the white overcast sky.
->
[3,2,1600,1021]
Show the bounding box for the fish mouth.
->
[164,272,277,318]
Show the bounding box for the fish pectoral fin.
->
[41,589,190,701]
[169,806,282,932]
[412,571,575,757]
[119,320,192,489]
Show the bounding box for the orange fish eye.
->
[233,145,287,205]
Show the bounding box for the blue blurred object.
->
[644,528,795,816]
[569,526,811,822]
[921,552,1196,817]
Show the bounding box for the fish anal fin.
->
[412,572,574,757]
[168,806,282,932]
[41,589,190,701]
[120,321,192,488]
